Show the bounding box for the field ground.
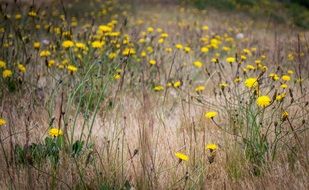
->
[0,0,308,189]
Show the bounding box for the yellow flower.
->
[175,152,189,161]
[287,53,294,61]
[122,47,136,56]
[276,93,286,102]
[219,82,228,89]
[241,55,247,61]
[153,85,164,91]
[114,74,121,80]
[17,64,26,73]
[256,95,271,108]
[48,60,55,67]
[175,44,183,49]
[246,64,255,70]
[91,41,104,48]
[195,85,205,92]
[193,61,203,68]
[39,50,51,57]
[205,111,217,119]
[33,42,40,49]
[62,40,74,48]
[226,57,235,63]
[98,25,112,33]
[28,11,37,17]
[280,84,288,89]
[0,118,6,126]
[287,70,294,75]
[281,75,291,81]
[149,59,156,65]
[200,46,209,53]
[161,33,168,38]
[108,52,117,60]
[48,128,63,137]
[3,69,12,78]
[184,46,191,53]
[75,42,86,50]
[202,25,209,31]
[147,27,154,33]
[234,77,242,83]
[173,81,182,88]
[244,77,258,88]
[0,60,6,68]
[15,14,22,20]
[282,111,289,121]
[206,143,218,151]
[67,65,77,74]
[269,73,279,81]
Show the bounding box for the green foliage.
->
[14,136,86,167]
[189,0,309,29]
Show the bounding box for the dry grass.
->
[0,0,308,189]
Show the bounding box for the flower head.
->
[205,111,218,119]
[193,61,203,68]
[256,95,271,108]
[0,118,6,126]
[17,64,26,73]
[173,81,182,88]
[153,85,164,92]
[281,75,291,81]
[206,143,218,151]
[226,57,235,63]
[3,69,12,78]
[195,85,205,92]
[149,59,156,65]
[244,77,258,88]
[39,50,51,57]
[48,128,63,137]
[62,40,74,48]
[175,152,189,161]
[91,41,104,49]
[67,65,78,74]
[0,60,6,68]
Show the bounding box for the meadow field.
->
[0,0,308,189]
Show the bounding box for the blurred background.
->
[121,0,309,29]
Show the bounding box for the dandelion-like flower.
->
[282,111,288,121]
[39,50,51,57]
[67,65,78,74]
[33,42,40,49]
[17,64,26,73]
[195,85,205,92]
[244,77,258,88]
[173,81,181,88]
[256,95,271,108]
[91,41,104,49]
[281,75,291,81]
[62,40,74,48]
[122,47,136,56]
[0,118,6,126]
[48,128,63,137]
[0,60,6,68]
[206,143,218,151]
[3,69,12,78]
[153,85,164,91]
[149,59,156,65]
[193,61,203,68]
[226,57,235,63]
[276,93,286,102]
[175,152,189,161]
[205,111,218,119]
